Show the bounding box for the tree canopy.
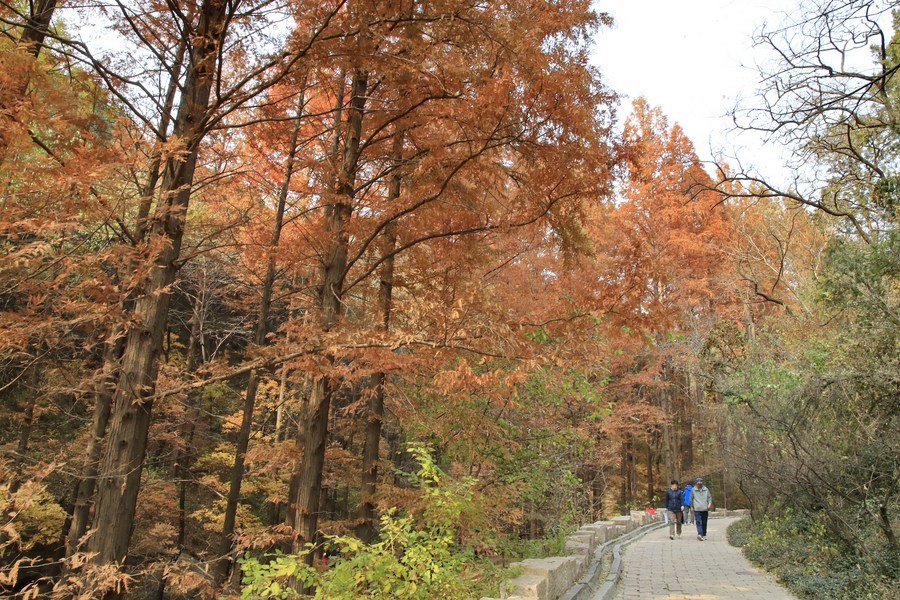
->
[0,1,896,599]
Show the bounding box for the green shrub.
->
[728,511,898,600]
[239,444,504,599]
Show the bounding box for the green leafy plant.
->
[239,444,496,599]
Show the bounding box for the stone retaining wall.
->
[481,508,750,600]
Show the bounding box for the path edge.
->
[559,520,665,600]
[561,510,751,600]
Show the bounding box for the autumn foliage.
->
[1,1,896,599]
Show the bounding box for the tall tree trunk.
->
[86,1,227,576]
[63,20,188,557]
[175,291,205,550]
[680,369,694,473]
[355,132,401,543]
[619,440,628,514]
[0,0,59,163]
[215,91,305,584]
[662,365,677,480]
[152,296,204,600]
[627,437,636,507]
[17,0,58,56]
[281,73,343,548]
[290,67,368,558]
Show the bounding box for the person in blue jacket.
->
[665,479,684,539]
[682,482,694,524]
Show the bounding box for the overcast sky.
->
[590,0,790,177]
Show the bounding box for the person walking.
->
[682,481,694,525]
[690,477,713,540]
[665,479,683,540]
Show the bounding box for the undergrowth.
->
[727,511,898,600]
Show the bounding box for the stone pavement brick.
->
[604,516,797,600]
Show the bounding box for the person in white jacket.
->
[690,477,713,540]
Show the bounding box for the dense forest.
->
[0,0,896,598]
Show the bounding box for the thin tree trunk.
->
[0,1,54,160]
[283,72,344,547]
[591,469,604,520]
[16,369,38,456]
[7,367,40,495]
[619,441,628,514]
[64,334,121,556]
[175,292,205,551]
[743,291,756,342]
[86,1,227,577]
[627,437,636,506]
[136,34,189,243]
[355,132,401,543]
[290,67,368,560]
[680,369,694,474]
[662,365,677,480]
[0,0,59,164]
[275,372,286,443]
[215,91,305,584]
[876,502,898,561]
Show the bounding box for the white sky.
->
[591,0,791,178]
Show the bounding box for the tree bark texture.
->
[64,333,121,556]
[291,67,368,556]
[355,131,401,541]
[86,0,227,571]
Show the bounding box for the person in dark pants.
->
[665,479,684,539]
[682,482,694,524]
[690,477,713,540]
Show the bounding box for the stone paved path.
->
[607,516,798,600]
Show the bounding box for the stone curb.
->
[480,511,663,600]
[481,509,749,600]
[574,510,751,600]
[559,520,666,600]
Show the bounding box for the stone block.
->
[579,523,609,544]
[608,523,626,539]
[564,540,594,570]
[516,556,580,600]
[591,521,617,542]
[574,528,598,543]
[568,531,596,549]
[611,515,633,532]
[505,573,547,598]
